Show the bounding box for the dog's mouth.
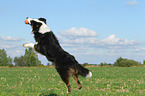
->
[25,17,31,24]
[25,17,51,34]
[24,17,35,33]
[25,19,29,24]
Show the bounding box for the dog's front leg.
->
[23,43,35,49]
[23,43,42,55]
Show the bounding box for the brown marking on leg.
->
[69,68,82,89]
[72,74,82,90]
[62,77,71,94]
[58,71,71,94]
[66,82,71,94]
[69,68,75,75]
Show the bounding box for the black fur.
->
[33,31,89,71]
[27,17,92,94]
[38,18,47,24]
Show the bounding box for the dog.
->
[23,17,92,94]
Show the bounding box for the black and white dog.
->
[23,17,92,94]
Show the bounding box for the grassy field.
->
[0,67,145,96]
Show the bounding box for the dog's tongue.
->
[25,19,29,24]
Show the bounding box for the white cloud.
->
[58,27,140,63]
[0,36,23,41]
[135,48,145,52]
[0,44,18,49]
[101,34,138,47]
[0,42,24,59]
[59,28,138,49]
[0,35,25,57]
[127,0,138,5]
[59,27,98,38]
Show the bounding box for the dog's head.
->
[25,17,51,34]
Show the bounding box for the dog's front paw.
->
[23,43,34,48]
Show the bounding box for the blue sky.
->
[0,0,145,64]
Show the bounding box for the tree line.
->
[100,57,142,67]
[83,57,144,67]
[0,48,145,67]
[0,48,42,67]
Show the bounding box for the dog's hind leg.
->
[58,72,71,94]
[72,74,82,90]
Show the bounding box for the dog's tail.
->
[78,64,92,78]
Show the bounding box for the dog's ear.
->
[38,18,47,24]
[31,21,42,32]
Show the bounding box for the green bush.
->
[114,57,141,67]
[83,63,89,67]
[8,64,14,67]
[100,62,112,67]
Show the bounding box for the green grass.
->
[0,67,145,96]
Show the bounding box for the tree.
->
[83,63,89,67]
[29,56,37,66]
[100,63,104,67]
[14,48,41,66]
[114,57,123,66]
[25,48,35,66]
[24,48,41,66]
[100,62,112,67]
[24,48,31,66]
[14,56,25,66]
[47,63,50,66]
[143,60,145,65]
[0,49,12,66]
[114,57,141,67]
[7,56,13,65]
